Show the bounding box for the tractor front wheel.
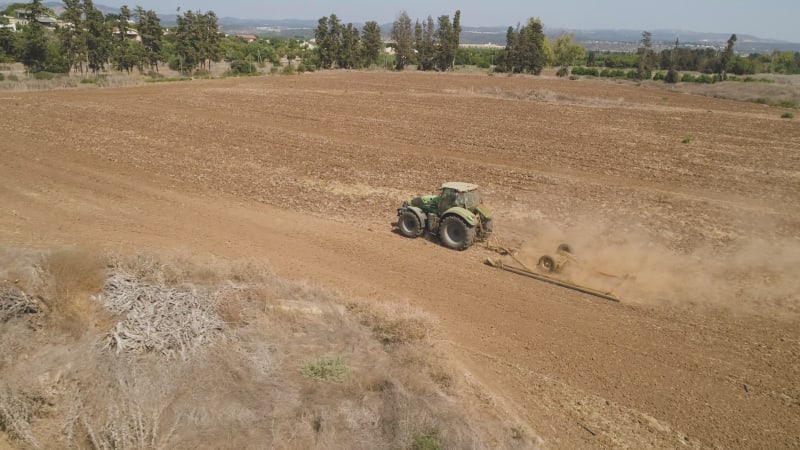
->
[439,216,475,251]
[397,210,424,238]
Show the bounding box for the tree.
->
[718,33,736,80]
[314,16,331,68]
[497,18,546,75]
[19,0,48,72]
[361,21,381,67]
[110,5,140,73]
[174,10,199,73]
[391,11,413,70]
[58,0,86,73]
[314,14,343,69]
[434,14,454,71]
[198,11,222,70]
[552,33,585,76]
[451,10,461,67]
[340,23,360,69]
[135,7,163,72]
[171,10,222,74]
[414,16,435,71]
[637,30,656,79]
[0,18,21,61]
[84,0,110,73]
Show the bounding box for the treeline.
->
[0,0,311,76]
[590,47,800,75]
[3,1,798,79]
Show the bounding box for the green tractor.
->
[395,182,493,250]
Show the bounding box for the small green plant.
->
[301,356,348,382]
[411,432,442,450]
[782,112,795,119]
[144,76,192,83]
[33,71,56,80]
[682,136,692,144]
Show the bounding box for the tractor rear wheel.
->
[397,210,424,238]
[439,216,475,250]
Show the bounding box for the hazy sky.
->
[99,0,800,42]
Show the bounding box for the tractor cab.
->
[438,182,481,211]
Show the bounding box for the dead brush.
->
[96,274,228,359]
[0,286,40,323]
[346,301,435,346]
[0,388,44,449]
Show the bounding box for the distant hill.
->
[4,2,798,53]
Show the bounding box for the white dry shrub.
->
[95,274,228,359]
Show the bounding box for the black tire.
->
[397,210,424,238]
[538,255,556,272]
[439,215,475,250]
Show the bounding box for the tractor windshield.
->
[458,190,481,209]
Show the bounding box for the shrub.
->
[556,67,569,77]
[193,69,211,77]
[571,66,598,77]
[665,69,680,84]
[0,73,4,81]
[8,74,18,81]
[282,63,295,75]
[229,60,257,75]
[412,432,443,450]
[696,74,715,84]
[652,71,666,81]
[782,112,795,119]
[777,100,798,109]
[682,136,692,144]
[301,355,348,382]
[33,72,56,80]
[611,69,626,78]
[681,73,696,83]
[626,70,640,80]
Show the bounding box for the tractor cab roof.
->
[441,182,479,192]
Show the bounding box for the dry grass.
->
[659,74,800,109]
[0,249,540,449]
[38,249,108,337]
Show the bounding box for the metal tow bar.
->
[486,258,621,303]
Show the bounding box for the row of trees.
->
[312,10,463,72]
[0,0,226,74]
[390,10,461,71]
[314,14,382,69]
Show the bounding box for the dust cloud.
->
[510,219,800,317]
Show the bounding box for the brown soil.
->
[1,71,799,448]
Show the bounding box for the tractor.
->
[395,182,493,250]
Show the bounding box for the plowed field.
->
[2,71,799,448]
